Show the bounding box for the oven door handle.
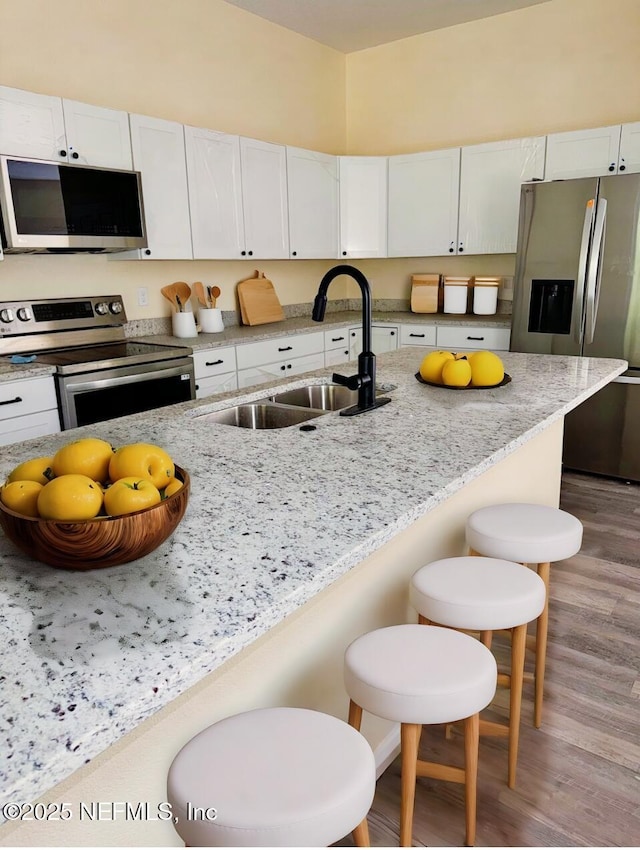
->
[61,362,193,393]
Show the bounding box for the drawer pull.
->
[409,333,426,338]
[331,336,345,342]
[278,346,293,352]
[205,359,224,366]
[466,336,485,341]
[0,395,22,406]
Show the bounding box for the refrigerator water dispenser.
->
[528,279,574,334]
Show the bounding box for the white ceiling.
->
[221,0,553,53]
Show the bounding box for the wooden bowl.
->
[0,466,190,571]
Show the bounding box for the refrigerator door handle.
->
[585,198,607,345]
[574,198,596,345]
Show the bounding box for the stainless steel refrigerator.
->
[510,173,640,481]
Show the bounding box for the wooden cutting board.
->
[237,270,285,326]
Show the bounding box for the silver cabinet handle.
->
[585,198,607,345]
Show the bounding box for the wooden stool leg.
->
[352,817,370,847]
[534,561,551,729]
[479,630,493,650]
[400,723,422,848]
[463,712,480,846]
[508,623,527,789]
[348,699,363,732]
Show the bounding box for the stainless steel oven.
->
[0,296,195,430]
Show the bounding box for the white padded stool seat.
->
[344,624,497,725]
[410,556,546,631]
[167,707,376,847]
[466,503,583,563]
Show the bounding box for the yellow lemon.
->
[1,480,44,517]
[52,438,115,483]
[442,357,472,387]
[163,477,183,498]
[419,350,455,384]
[7,456,54,486]
[469,351,505,387]
[37,474,104,521]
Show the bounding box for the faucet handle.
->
[332,372,364,391]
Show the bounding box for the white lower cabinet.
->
[400,324,437,347]
[236,332,325,389]
[238,352,325,389]
[348,325,399,358]
[0,375,61,446]
[323,328,350,366]
[435,325,511,351]
[192,346,238,399]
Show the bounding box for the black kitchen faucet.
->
[312,264,391,416]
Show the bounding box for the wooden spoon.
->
[161,284,180,312]
[161,281,192,312]
[193,281,208,309]
[209,285,221,308]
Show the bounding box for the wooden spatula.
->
[208,285,221,308]
[161,281,192,311]
[161,284,180,312]
[193,281,208,309]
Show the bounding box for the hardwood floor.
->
[339,471,640,847]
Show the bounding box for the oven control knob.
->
[0,308,15,323]
[95,302,109,315]
[109,301,123,314]
[16,307,32,322]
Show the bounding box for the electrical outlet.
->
[137,287,149,307]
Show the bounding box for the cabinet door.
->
[61,100,132,169]
[185,126,245,259]
[240,137,289,259]
[0,85,66,160]
[618,122,640,175]
[325,346,350,366]
[348,325,398,356]
[195,371,238,400]
[400,324,437,347]
[545,126,622,179]
[287,147,339,259]
[458,137,546,255]
[388,149,460,257]
[129,114,193,259]
[436,325,511,351]
[339,157,388,258]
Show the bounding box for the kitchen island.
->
[0,348,626,846]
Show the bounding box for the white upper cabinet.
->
[544,125,622,179]
[185,126,245,259]
[239,137,289,259]
[339,156,388,258]
[0,86,131,169]
[60,100,132,169]
[128,114,192,260]
[388,148,461,257]
[286,146,339,259]
[618,122,640,174]
[458,136,546,255]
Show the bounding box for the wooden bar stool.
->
[344,624,497,847]
[466,503,583,727]
[167,707,376,847]
[410,556,546,789]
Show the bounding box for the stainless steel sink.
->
[196,403,324,429]
[267,384,358,411]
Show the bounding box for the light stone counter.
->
[0,349,626,824]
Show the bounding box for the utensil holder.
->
[199,308,225,334]
[171,310,197,339]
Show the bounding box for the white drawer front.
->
[400,324,437,347]
[0,375,58,422]
[236,332,324,370]
[0,409,61,446]
[195,371,238,400]
[324,328,350,351]
[436,325,511,351]
[192,346,237,379]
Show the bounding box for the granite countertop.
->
[0,348,625,813]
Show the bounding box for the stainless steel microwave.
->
[0,155,147,253]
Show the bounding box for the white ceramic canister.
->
[443,277,471,314]
[171,309,198,338]
[199,308,225,334]
[473,277,500,315]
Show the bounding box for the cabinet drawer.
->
[192,346,237,379]
[436,325,511,351]
[195,371,238,400]
[0,375,58,422]
[236,332,324,370]
[0,409,60,446]
[324,328,350,351]
[400,324,437,347]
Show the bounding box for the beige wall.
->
[1,0,638,314]
[346,0,640,155]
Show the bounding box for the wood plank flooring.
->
[338,472,640,847]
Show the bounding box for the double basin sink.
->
[196,384,359,429]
